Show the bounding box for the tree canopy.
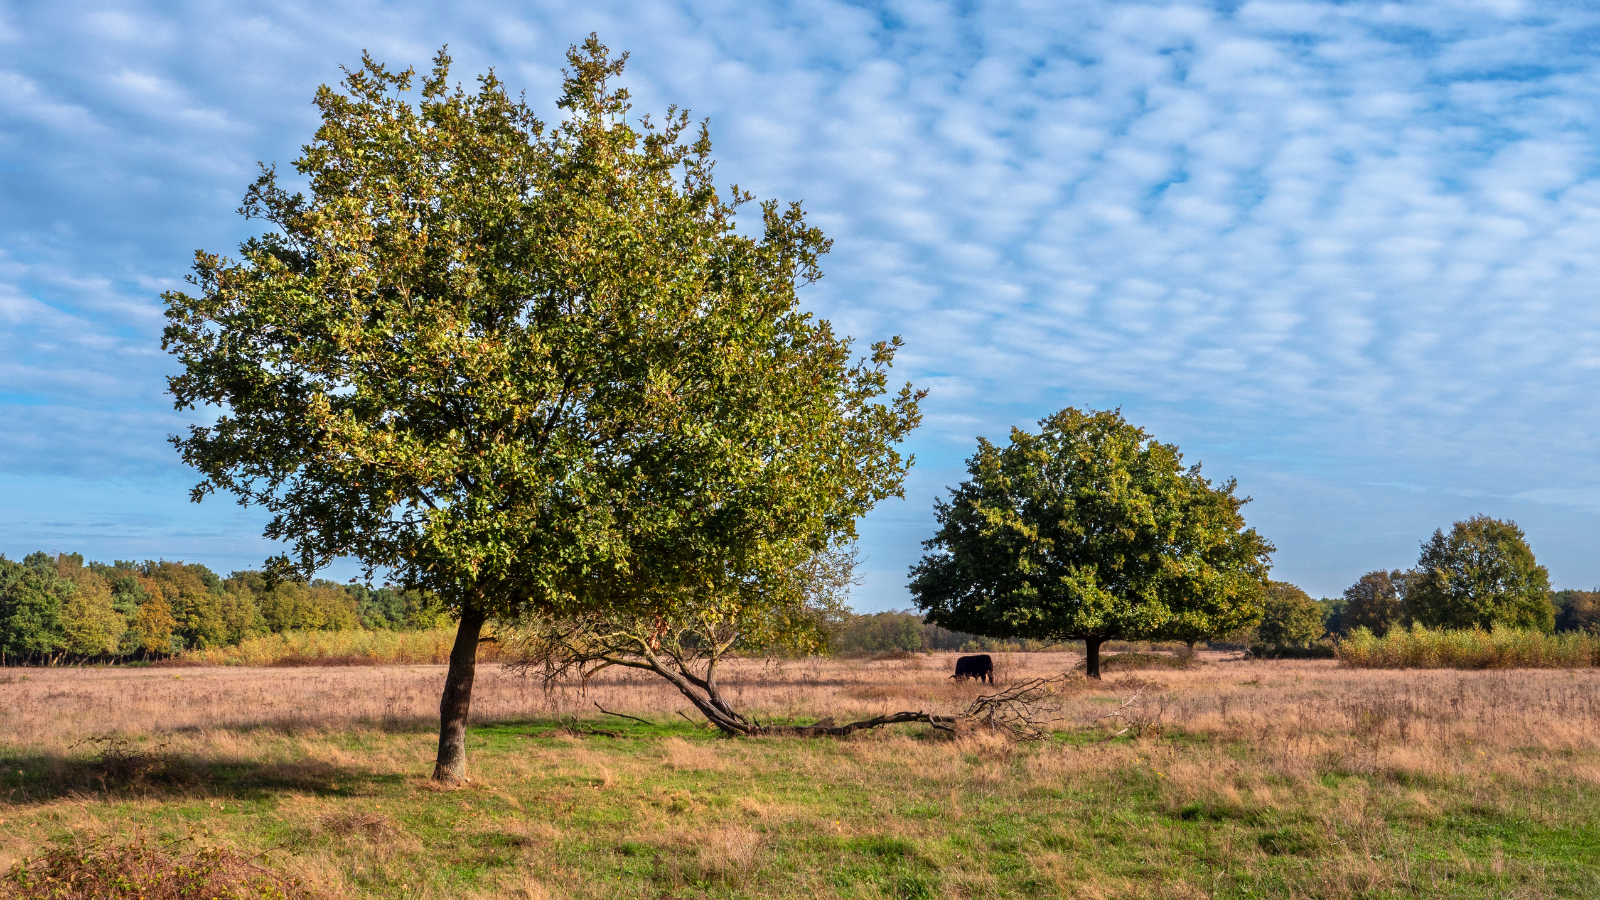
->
[1554,590,1600,633]
[908,408,1273,677]
[1406,516,1554,631]
[163,38,921,781]
[1341,569,1408,636]
[1255,581,1325,650]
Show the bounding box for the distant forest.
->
[4,550,1596,665]
[0,552,448,664]
[0,550,1034,664]
[829,610,996,656]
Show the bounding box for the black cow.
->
[951,654,994,683]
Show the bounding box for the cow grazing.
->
[951,654,994,683]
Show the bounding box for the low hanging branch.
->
[504,612,975,738]
[594,702,653,727]
[502,611,763,735]
[500,547,877,738]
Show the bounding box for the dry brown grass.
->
[7,650,1600,809]
[11,650,1600,759]
[2,651,1598,898]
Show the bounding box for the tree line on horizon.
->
[0,547,1005,665]
[836,562,1598,661]
[1256,514,1598,652]
[0,552,448,664]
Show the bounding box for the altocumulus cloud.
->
[3,0,1600,602]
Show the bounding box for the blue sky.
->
[4,0,1600,609]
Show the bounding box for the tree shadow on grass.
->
[155,716,438,738]
[0,741,404,807]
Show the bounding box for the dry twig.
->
[1093,687,1165,740]
[594,702,652,726]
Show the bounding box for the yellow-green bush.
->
[177,626,475,666]
[1337,624,1600,669]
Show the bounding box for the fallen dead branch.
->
[758,673,1073,740]
[1095,727,1132,745]
[962,674,1071,740]
[757,711,956,737]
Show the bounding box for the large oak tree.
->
[164,38,922,782]
[908,408,1272,677]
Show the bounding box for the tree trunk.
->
[1085,636,1104,680]
[433,608,486,784]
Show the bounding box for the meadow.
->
[2,652,1598,899]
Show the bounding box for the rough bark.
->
[433,607,486,784]
[1085,636,1104,680]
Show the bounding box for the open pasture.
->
[2,653,1599,898]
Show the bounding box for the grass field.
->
[2,652,1599,898]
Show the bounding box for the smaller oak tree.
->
[1407,516,1554,631]
[908,408,1273,678]
[1254,581,1325,650]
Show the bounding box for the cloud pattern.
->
[3,0,1600,601]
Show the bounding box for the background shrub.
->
[1337,624,1600,669]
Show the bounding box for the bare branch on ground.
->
[594,702,652,726]
[962,674,1071,740]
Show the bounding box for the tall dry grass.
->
[1338,624,1600,669]
[7,650,1600,766]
